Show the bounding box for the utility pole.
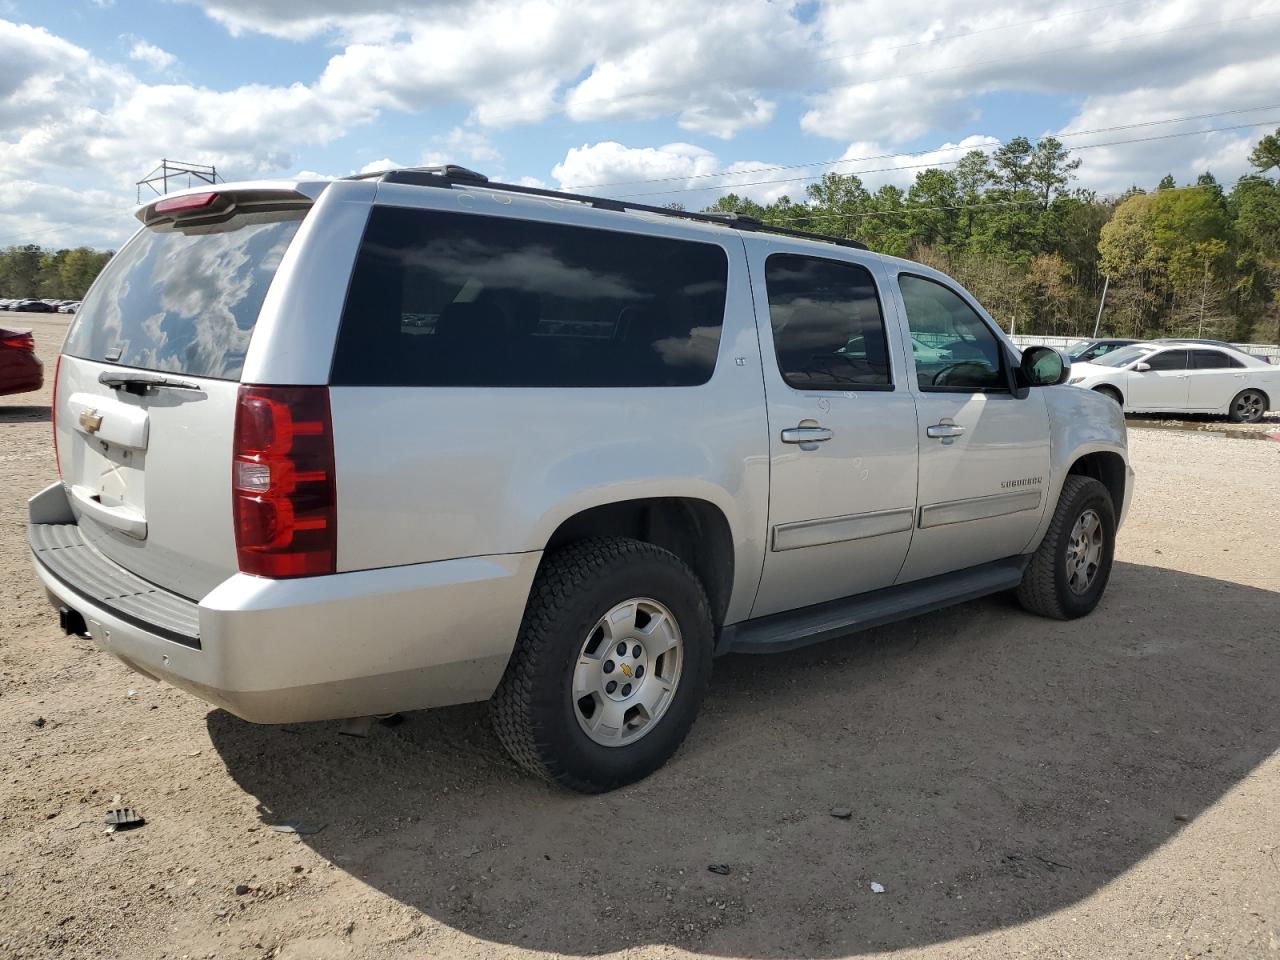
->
[1092,275,1109,338]
[1197,256,1210,338]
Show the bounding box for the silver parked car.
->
[29,167,1133,792]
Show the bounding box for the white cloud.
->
[0,180,136,250]
[837,135,1003,189]
[553,142,721,192]
[127,38,176,71]
[189,0,812,138]
[439,126,501,165]
[801,0,1279,145]
[185,0,445,41]
[1053,57,1280,193]
[357,158,402,174]
[546,136,1022,210]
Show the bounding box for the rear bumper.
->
[28,483,539,723]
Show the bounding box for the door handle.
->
[926,422,966,440]
[781,426,833,444]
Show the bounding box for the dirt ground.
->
[2,314,1279,960]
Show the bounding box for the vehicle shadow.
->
[0,404,50,423]
[208,562,1280,957]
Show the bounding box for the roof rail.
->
[351,164,868,251]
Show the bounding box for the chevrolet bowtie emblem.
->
[79,409,103,434]
[620,663,634,678]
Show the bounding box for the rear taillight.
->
[52,354,62,478]
[0,333,34,350]
[232,385,336,578]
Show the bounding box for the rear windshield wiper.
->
[98,371,203,395]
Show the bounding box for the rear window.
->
[64,211,305,380]
[330,207,729,387]
[1191,349,1244,369]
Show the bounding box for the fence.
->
[1010,335,1280,364]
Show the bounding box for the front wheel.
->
[1228,389,1268,424]
[1092,385,1123,407]
[1017,475,1116,620]
[490,538,713,793]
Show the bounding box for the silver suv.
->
[29,166,1133,792]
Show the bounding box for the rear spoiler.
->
[135,181,329,229]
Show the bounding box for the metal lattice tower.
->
[136,160,224,203]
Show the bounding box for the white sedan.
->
[1068,341,1278,423]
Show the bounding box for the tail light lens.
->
[153,192,219,214]
[52,353,62,478]
[232,385,336,578]
[1,333,35,350]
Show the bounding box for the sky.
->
[1,0,1278,250]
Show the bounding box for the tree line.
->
[703,127,1280,345]
[2,128,1278,342]
[0,244,114,301]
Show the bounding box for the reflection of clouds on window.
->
[62,216,303,380]
[772,296,869,350]
[373,238,646,303]
[681,280,724,297]
[652,325,720,370]
[141,311,167,349]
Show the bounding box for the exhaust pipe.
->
[58,606,88,638]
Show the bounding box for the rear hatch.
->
[56,190,311,600]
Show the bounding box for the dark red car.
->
[0,327,43,396]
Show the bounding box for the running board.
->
[718,556,1030,655]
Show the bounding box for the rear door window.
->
[763,254,892,390]
[63,211,305,380]
[330,207,729,387]
[1191,349,1243,369]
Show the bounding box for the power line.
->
[563,102,1280,191]
[613,119,1280,198]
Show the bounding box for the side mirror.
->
[1019,346,1069,387]
[1134,361,1152,372]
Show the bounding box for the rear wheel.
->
[1092,385,1123,406]
[1017,475,1116,620]
[1228,389,1268,423]
[490,537,713,793]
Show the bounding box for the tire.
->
[1092,385,1123,406]
[1016,475,1116,620]
[1227,388,1268,424]
[490,537,714,793]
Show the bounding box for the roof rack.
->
[343,164,868,251]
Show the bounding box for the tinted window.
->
[763,255,891,390]
[64,211,305,380]
[1191,350,1243,369]
[898,274,1005,391]
[1094,344,1155,368]
[331,207,728,387]
[1087,342,1132,360]
[1144,350,1189,371]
